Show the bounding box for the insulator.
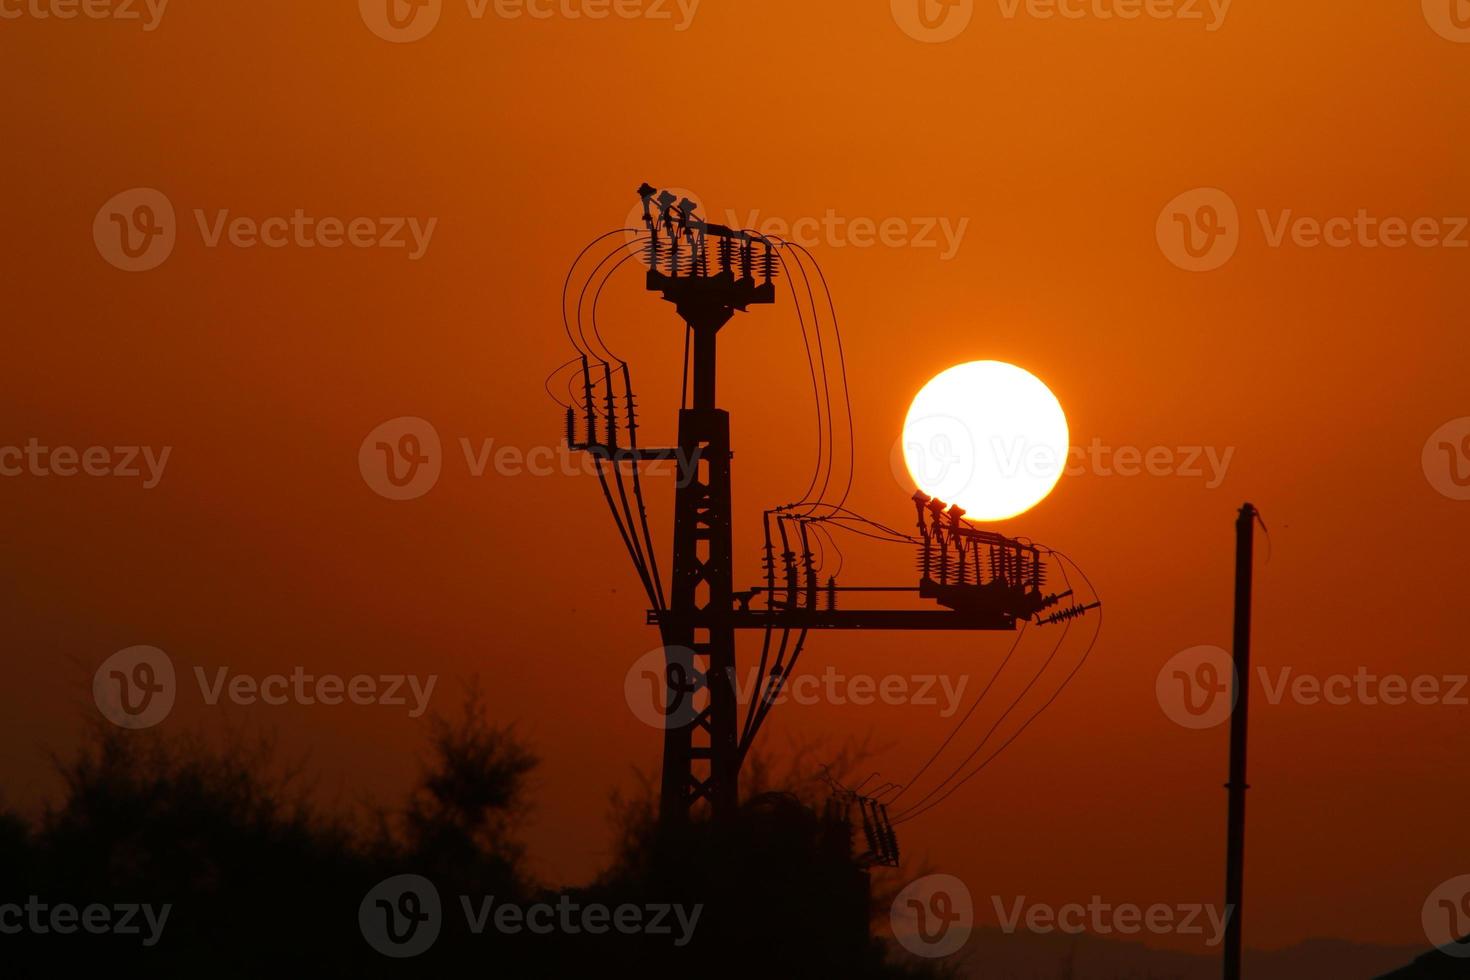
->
[1035,602,1100,627]
[761,244,777,282]
[564,407,576,447]
[605,411,618,450]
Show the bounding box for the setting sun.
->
[901,360,1070,522]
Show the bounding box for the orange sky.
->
[3,0,1468,954]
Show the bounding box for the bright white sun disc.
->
[901,360,1069,521]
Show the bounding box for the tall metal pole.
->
[660,315,739,826]
[619,183,1096,830]
[1223,502,1257,980]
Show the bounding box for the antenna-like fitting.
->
[677,197,698,234]
[636,182,657,227]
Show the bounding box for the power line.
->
[893,553,1102,824]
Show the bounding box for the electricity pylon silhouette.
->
[569,184,1095,829]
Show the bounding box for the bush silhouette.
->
[0,702,942,978]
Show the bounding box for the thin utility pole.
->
[1223,502,1257,980]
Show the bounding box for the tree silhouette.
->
[0,697,942,978]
